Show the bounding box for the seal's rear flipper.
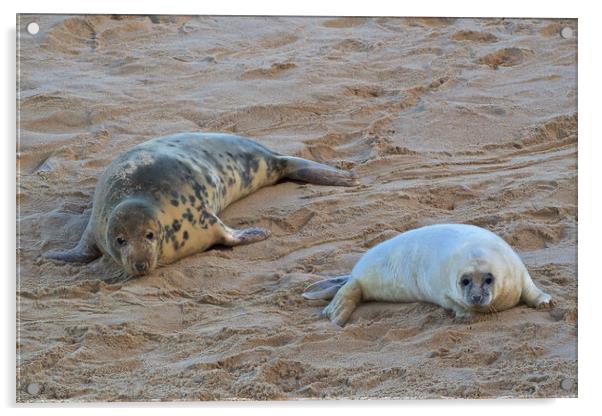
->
[282,156,359,187]
[302,275,350,300]
[321,279,362,326]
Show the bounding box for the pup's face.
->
[458,270,496,310]
[107,201,161,276]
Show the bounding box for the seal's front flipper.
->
[43,235,101,264]
[226,227,271,245]
[521,273,553,309]
[321,279,362,326]
[445,295,473,321]
[282,156,359,187]
[44,247,101,264]
[522,286,552,309]
[303,275,350,300]
[452,308,473,323]
[43,222,101,264]
[218,221,271,247]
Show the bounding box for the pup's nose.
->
[135,262,147,273]
[472,295,482,304]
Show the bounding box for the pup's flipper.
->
[302,275,351,300]
[320,279,363,326]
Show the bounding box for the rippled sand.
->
[17,15,577,401]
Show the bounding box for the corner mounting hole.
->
[560,27,573,39]
[27,22,39,35]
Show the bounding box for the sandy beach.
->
[16,15,577,401]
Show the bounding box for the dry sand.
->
[16,15,577,401]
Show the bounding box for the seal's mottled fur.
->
[44,133,358,275]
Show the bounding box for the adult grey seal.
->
[303,223,552,326]
[44,133,358,276]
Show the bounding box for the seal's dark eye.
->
[484,274,494,285]
[116,237,126,246]
[146,232,154,240]
[461,278,470,287]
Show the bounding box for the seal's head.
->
[457,268,496,311]
[451,242,506,312]
[106,198,161,276]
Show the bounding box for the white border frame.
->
[4,1,597,414]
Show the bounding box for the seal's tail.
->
[281,156,359,187]
[302,275,351,300]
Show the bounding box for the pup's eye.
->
[146,232,154,240]
[461,278,471,287]
[484,274,494,285]
[116,237,127,246]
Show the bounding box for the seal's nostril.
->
[472,295,482,304]
[135,262,146,272]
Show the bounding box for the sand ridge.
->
[17,15,577,401]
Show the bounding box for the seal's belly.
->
[360,278,425,303]
[155,181,219,263]
[353,246,433,303]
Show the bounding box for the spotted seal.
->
[44,133,358,275]
[303,223,552,326]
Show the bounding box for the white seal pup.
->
[43,133,358,276]
[303,223,552,326]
